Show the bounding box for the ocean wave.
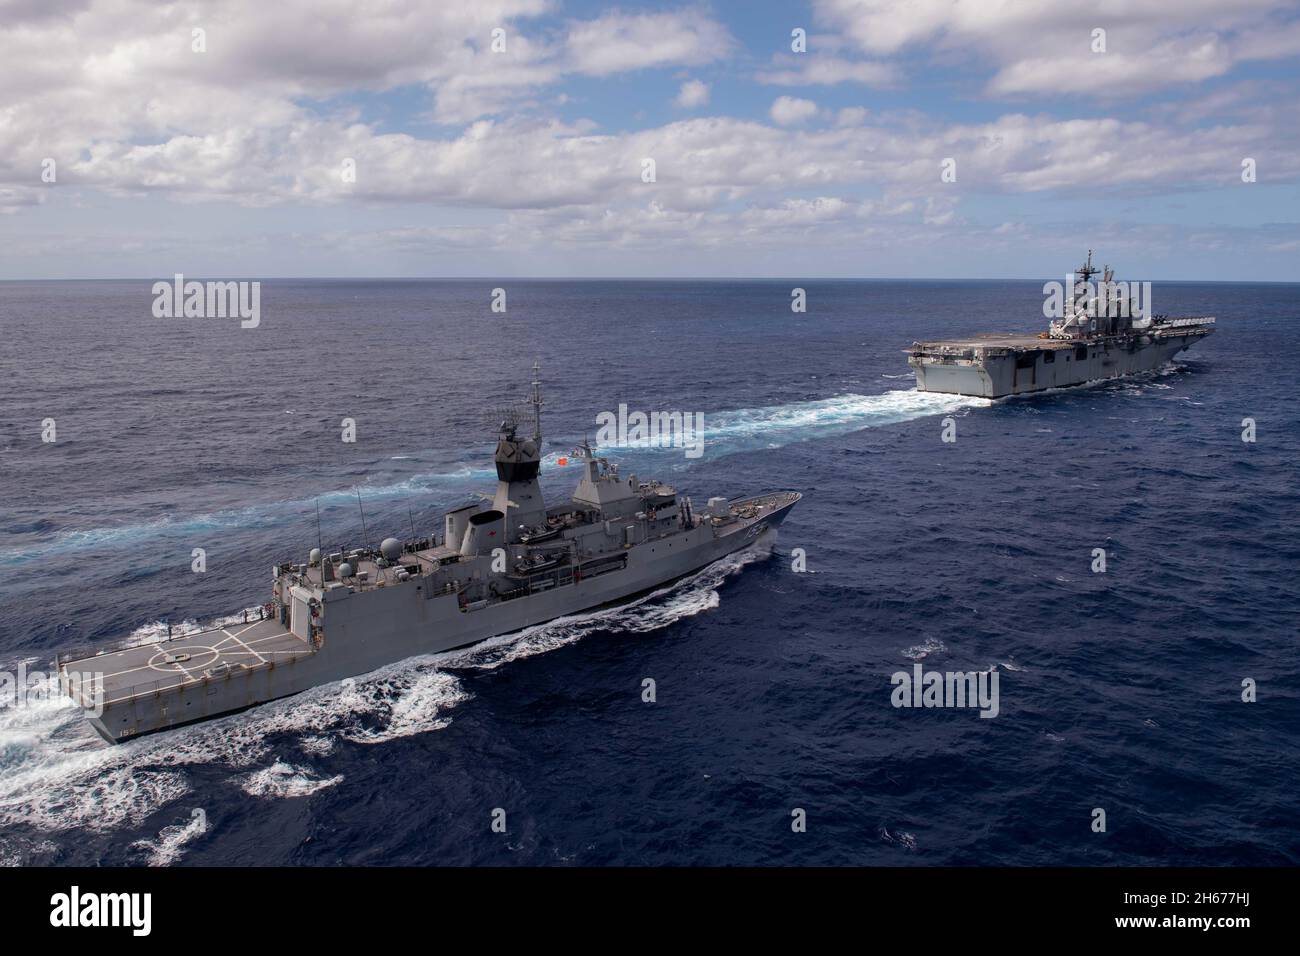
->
[130,808,208,866]
[238,762,344,799]
[901,637,947,661]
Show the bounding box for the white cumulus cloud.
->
[770,96,819,125]
[675,79,710,107]
[813,0,1300,97]
[565,9,733,76]
[757,54,894,87]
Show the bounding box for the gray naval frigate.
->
[907,252,1215,398]
[58,370,800,743]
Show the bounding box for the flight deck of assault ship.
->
[57,370,801,743]
[906,252,1215,398]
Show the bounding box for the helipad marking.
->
[147,644,218,679]
[222,629,268,664]
[64,623,316,703]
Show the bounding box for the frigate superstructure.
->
[906,252,1215,398]
[57,369,800,743]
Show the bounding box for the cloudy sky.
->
[2,0,1299,280]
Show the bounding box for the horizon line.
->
[3,274,1298,285]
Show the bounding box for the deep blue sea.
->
[0,278,1297,866]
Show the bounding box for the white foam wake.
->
[238,761,343,799]
[130,808,208,866]
[593,389,986,459]
[704,389,983,440]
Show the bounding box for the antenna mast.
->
[356,489,369,548]
[1078,249,1098,282]
[530,361,543,441]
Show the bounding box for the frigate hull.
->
[60,492,799,743]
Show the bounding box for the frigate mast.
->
[530,361,543,441]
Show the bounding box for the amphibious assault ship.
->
[907,252,1215,398]
[58,370,800,743]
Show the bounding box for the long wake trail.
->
[0,389,980,567]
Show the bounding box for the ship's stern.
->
[908,348,1000,397]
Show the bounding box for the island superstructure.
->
[906,252,1215,398]
[58,369,800,743]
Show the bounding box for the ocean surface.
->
[0,278,1296,866]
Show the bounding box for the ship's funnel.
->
[444,502,481,551]
[462,509,505,556]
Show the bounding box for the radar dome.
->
[380,537,403,561]
[309,548,321,565]
[338,562,354,578]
